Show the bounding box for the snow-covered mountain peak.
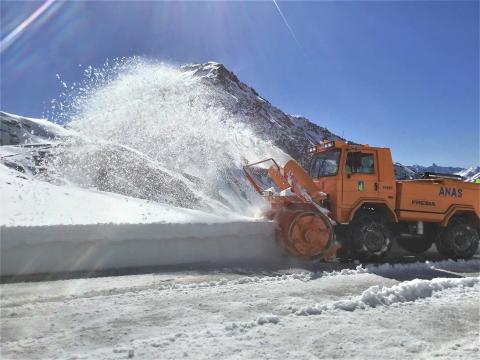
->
[180,61,342,165]
[182,61,245,85]
[181,61,265,105]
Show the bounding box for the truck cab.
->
[308,140,396,224]
[307,140,479,260]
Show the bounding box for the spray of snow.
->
[46,58,289,218]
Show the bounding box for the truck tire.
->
[349,215,392,261]
[397,236,433,254]
[436,221,479,259]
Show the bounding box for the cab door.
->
[341,150,380,215]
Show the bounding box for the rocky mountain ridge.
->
[181,62,343,166]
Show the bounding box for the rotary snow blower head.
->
[244,158,338,261]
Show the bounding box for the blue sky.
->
[1,1,478,167]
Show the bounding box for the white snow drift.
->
[295,276,479,315]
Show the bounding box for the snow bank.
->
[295,276,479,315]
[366,259,480,277]
[0,221,282,276]
[308,259,480,280]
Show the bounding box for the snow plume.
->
[295,277,479,315]
[47,58,289,217]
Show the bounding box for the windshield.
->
[309,149,341,177]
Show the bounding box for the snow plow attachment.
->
[244,159,338,261]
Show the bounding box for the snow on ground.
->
[1,260,479,360]
[0,163,236,227]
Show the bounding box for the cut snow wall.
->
[0,221,282,276]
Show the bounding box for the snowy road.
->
[1,260,479,360]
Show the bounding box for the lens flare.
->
[0,0,61,54]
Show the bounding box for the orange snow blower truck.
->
[244,140,479,261]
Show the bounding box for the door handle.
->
[374,182,379,191]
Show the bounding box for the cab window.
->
[309,149,341,177]
[345,152,375,174]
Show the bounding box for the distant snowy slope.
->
[395,162,480,182]
[0,163,228,227]
[408,163,465,176]
[0,111,73,177]
[393,162,419,180]
[0,111,69,145]
[0,111,226,211]
[456,166,480,182]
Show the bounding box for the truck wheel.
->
[349,215,392,261]
[397,236,433,254]
[436,220,479,259]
